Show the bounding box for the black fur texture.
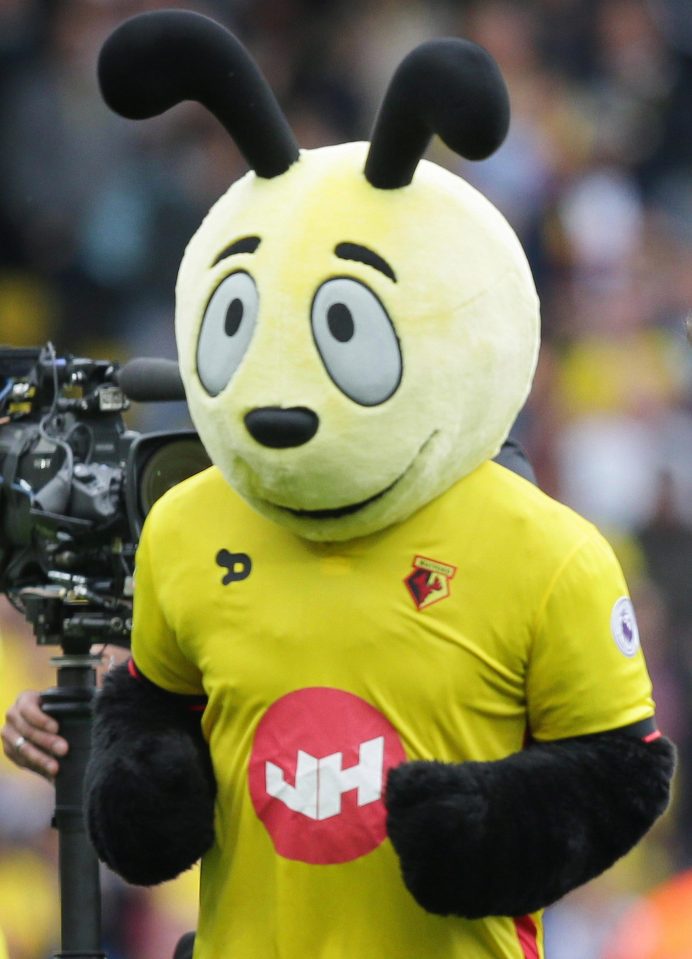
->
[84,663,216,886]
[386,731,675,918]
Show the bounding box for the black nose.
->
[244,407,319,448]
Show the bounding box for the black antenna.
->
[98,10,299,179]
[364,39,510,190]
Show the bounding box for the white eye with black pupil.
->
[197,272,258,396]
[311,278,402,406]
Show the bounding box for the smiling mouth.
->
[278,432,438,521]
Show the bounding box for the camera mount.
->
[42,653,106,959]
[21,588,118,959]
[1,344,210,956]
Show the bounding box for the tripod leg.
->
[172,931,196,959]
[42,659,107,959]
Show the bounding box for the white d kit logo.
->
[611,596,640,657]
[248,688,407,864]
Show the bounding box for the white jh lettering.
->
[265,736,385,821]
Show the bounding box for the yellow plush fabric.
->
[176,142,540,541]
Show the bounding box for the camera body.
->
[0,344,210,648]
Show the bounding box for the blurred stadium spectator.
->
[1,1,690,956]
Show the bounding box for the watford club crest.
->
[404,555,457,610]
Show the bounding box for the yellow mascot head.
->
[100,10,540,542]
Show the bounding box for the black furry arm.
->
[84,661,216,886]
[386,730,675,918]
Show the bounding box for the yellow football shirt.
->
[131,461,655,959]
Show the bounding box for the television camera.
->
[0,343,209,651]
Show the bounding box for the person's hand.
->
[1,645,130,781]
[2,689,68,781]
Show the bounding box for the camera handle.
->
[41,652,108,959]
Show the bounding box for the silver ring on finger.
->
[14,735,27,753]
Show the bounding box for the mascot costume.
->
[84,11,675,959]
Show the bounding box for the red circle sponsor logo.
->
[248,687,407,865]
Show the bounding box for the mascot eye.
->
[197,272,259,395]
[311,278,402,406]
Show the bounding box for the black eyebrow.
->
[212,235,261,266]
[334,242,397,282]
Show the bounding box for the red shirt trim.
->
[514,914,540,959]
[643,730,662,743]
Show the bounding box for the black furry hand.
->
[386,760,498,917]
[385,733,675,918]
[84,663,217,886]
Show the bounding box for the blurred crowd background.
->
[0,0,691,956]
